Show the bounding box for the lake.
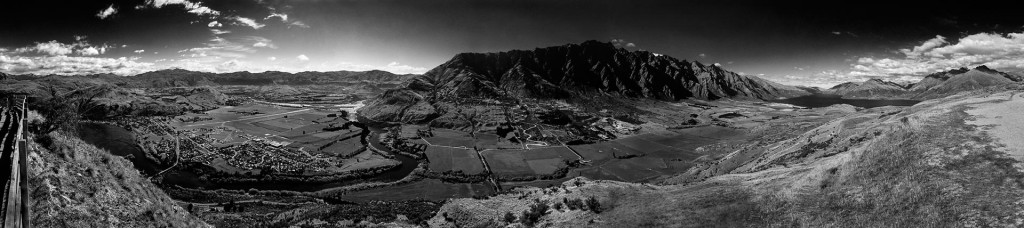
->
[774,94,921,108]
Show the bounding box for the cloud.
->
[178,36,256,61]
[296,54,309,61]
[11,38,115,58]
[899,35,947,58]
[18,41,74,56]
[268,57,276,61]
[231,16,265,29]
[139,0,220,16]
[289,21,310,28]
[97,5,117,19]
[265,13,288,22]
[210,29,231,35]
[773,31,1024,87]
[134,50,145,53]
[244,36,276,48]
[383,62,429,74]
[831,31,842,35]
[848,31,1024,78]
[699,53,706,58]
[207,21,223,27]
[0,53,153,76]
[77,47,103,56]
[610,39,636,48]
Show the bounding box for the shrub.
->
[520,201,550,226]
[503,211,516,224]
[586,196,602,213]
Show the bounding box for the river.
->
[78,122,164,176]
[79,118,420,192]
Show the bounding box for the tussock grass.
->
[785,108,1024,227]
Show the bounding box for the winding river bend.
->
[79,117,420,192]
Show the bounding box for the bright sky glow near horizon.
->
[2,0,1024,88]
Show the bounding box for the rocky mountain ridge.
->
[408,40,808,101]
[360,41,811,122]
[824,65,1023,99]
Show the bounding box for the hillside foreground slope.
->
[429,86,1024,227]
[25,117,209,227]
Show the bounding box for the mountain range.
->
[824,65,1024,99]
[361,41,811,122]
[7,69,417,88]
[407,40,808,100]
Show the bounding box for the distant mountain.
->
[125,69,417,87]
[405,40,808,101]
[2,69,417,88]
[824,79,909,99]
[825,65,1022,100]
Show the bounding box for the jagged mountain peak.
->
[413,41,807,101]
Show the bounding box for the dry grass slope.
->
[27,132,210,227]
[431,88,1024,228]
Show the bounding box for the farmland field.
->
[424,146,485,174]
[335,179,495,202]
[483,150,533,175]
[484,148,576,176]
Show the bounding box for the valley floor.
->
[426,87,1024,228]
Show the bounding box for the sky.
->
[2,0,1024,88]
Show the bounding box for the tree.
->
[503,211,517,224]
[586,196,602,213]
[520,201,550,226]
[29,85,107,134]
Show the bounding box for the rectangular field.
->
[525,158,564,175]
[484,148,576,176]
[337,179,494,202]
[425,137,476,148]
[483,150,533,176]
[568,144,613,161]
[522,147,579,162]
[425,146,453,171]
[425,146,485,174]
[320,138,364,157]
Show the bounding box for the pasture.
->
[424,146,485,174]
[336,179,495,202]
[483,147,577,176]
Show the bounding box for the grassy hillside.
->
[431,87,1024,228]
[26,130,210,227]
